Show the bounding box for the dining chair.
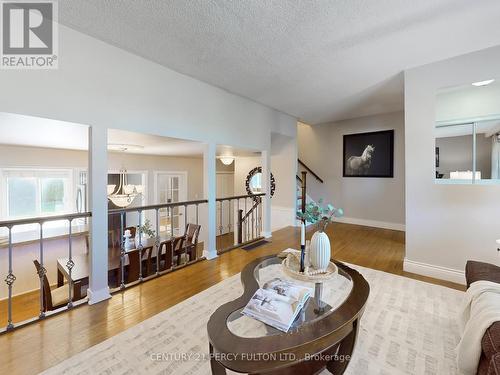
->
[158,239,174,271]
[120,246,154,283]
[33,260,83,312]
[174,223,201,265]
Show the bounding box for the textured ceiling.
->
[59,0,500,124]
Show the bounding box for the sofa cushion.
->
[466,261,500,288]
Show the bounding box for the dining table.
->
[56,234,182,288]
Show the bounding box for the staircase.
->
[296,159,324,225]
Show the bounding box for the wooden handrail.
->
[242,200,261,222]
[216,193,265,202]
[298,159,324,183]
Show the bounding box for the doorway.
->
[154,172,187,236]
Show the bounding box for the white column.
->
[261,150,272,238]
[87,126,111,304]
[203,142,218,259]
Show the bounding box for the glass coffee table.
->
[207,255,370,374]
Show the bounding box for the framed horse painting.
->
[343,130,394,177]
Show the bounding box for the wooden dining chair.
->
[158,239,173,271]
[33,260,83,312]
[174,223,201,265]
[120,246,154,283]
[142,245,154,277]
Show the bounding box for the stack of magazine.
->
[242,278,312,332]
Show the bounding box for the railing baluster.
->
[5,226,15,330]
[67,218,74,308]
[169,206,173,238]
[195,204,200,260]
[138,210,143,282]
[227,199,231,237]
[38,222,45,318]
[251,205,255,240]
[219,201,223,236]
[120,212,125,289]
[155,208,160,275]
[244,198,248,242]
[184,204,188,265]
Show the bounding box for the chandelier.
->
[107,169,144,208]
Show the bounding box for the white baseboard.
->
[336,217,405,231]
[403,258,466,285]
[87,287,111,305]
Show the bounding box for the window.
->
[2,169,74,219]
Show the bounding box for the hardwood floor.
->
[0,223,464,375]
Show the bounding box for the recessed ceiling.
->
[0,112,205,157]
[58,0,500,124]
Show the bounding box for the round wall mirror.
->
[245,167,275,200]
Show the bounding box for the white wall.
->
[404,45,500,284]
[436,83,500,123]
[0,23,296,300]
[298,112,405,230]
[234,150,297,232]
[270,133,298,230]
[0,24,295,150]
[0,145,204,201]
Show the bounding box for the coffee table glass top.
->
[226,257,353,338]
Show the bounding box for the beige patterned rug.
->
[41,263,464,375]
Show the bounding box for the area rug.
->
[41,263,464,375]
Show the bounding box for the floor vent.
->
[241,240,269,251]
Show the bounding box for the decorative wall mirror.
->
[245,167,276,200]
[435,78,500,184]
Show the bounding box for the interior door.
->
[156,172,187,237]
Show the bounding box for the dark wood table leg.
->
[57,268,64,287]
[209,343,227,375]
[326,319,359,374]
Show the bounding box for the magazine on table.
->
[242,278,312,332]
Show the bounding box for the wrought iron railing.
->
[0,212,92,333]
[108,199,208,290]
[216,193,265,254]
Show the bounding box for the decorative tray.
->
[280,250,338,282]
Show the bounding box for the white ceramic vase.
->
[310,231,331,270]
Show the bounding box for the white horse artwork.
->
[346,145,375,175]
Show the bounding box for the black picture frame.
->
[343,130,394,178]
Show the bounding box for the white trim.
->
[262,231,272,238]
[203,248,218,260]
[215,171,234,175]
[336,216,405,231]
[403,258,466,285]
[87,287,112,305]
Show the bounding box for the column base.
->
[87,287,112,305]
[262,231,272,239]
[203,249,218,260]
